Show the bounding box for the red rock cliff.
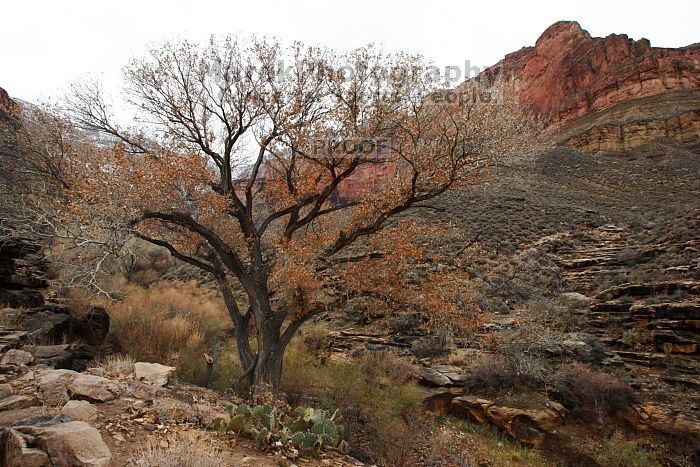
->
[480,21,700,130]
[0,86,19,116]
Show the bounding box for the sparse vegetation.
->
[592,432,660,467]
[551,364,638,423]
[107,282,230,386]
[131,435,224,467]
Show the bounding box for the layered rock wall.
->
[479,21,700,153]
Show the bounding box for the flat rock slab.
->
[61,400,98,422]
[1,349,34,366]
[6,419,111,466]
[417,364,466,387]
[0,395,35,412]
[36,369,118,404]
[134,362,175,387]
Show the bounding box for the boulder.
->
[61,400,98,422]
[416,367,452,386]
[620,405,700,437]
[0,383,13,399]
[450,396,564,446]
[134,362,175,387]
[0,395,35,411]
[416,364,466,387]
[36,369,118,404]
[30,344,73,368]
[0,329,27,350]
[560,292,592,306]
[0,426,50,466]
[2,417,111,466]
[21,310,71,343]
[1,349,34,366]
[68,374,118,402]
[36,369,76,405]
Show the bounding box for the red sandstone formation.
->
[0,86,18,116]
[480,21,700,129]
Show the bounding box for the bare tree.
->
[64,37,535,395]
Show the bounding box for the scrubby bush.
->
[551,364,638,423]
[92,354,135,374]
[300,321,331,354]
[281,346,422,464]
[593,432,659,467]
[131,435,223,467]
[465,355,547,395]
[108,282,230,386]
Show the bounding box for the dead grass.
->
[130,435,224,467]
[428,417,551,467]
[92,353,135,374]
[108,281,230,385]
[551,363,638,424]
[281,341,422,464]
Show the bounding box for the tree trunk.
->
[252,321,287,396]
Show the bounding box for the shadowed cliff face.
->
[479,21,700,154]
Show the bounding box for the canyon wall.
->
[479,21,700,153]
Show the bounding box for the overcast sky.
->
[2,0,699,105]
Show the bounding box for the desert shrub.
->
[465,355,546,395]
[281,345,422,464]
[551,364,638,423]
[411,329,451,358]
[124,246,177,287]
[388,312,425,335]
[428,417,548,467]
[300,320,331,354]
[593,432,659,467]
[108,282,230,385]
[131,435,224,467]
[177,342,244,393]
[92,353,135,374]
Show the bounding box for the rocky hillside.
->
[479,21,700,154]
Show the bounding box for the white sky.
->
[2,0,699,105]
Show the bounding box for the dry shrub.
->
[108,281,230,385]
[593,432,659,467]
[300,320,331,354]
[92,353,135,374]
[281,344,422,465]
[465,354,547,396]
[552,364,638,423]
[131,435,224,467]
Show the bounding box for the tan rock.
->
[0,383,13,399]
[134,362,175,387]
[0,395,36,412]
[20,421,111,466]
[0,427,51,466]
[621,404,700,437]
[68,374,118,402]
[36,369,118,404]
[450,396,564,446]
[1,349,34,366]
[61,400,98,422]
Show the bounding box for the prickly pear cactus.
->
[211,403,348,455]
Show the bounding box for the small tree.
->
[64,37,534,395]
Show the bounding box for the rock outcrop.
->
[450,396,566,446]
[478,21,700,153]
[2,416,112,466]
[0,86,18,116]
